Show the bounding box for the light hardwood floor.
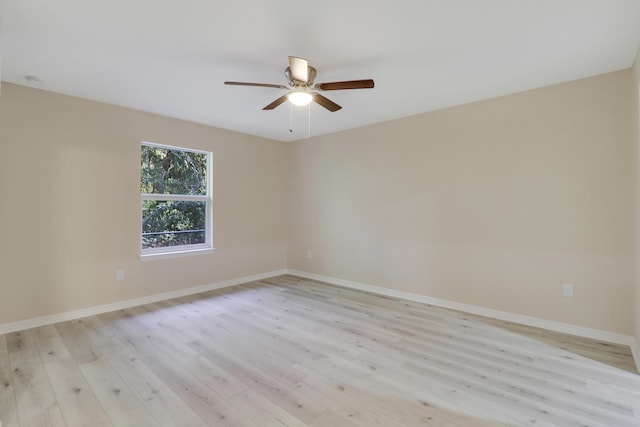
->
[1,275,639,426]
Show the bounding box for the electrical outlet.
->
[116,270,125,281]
[562,283,574,298]
[306,249,312,259]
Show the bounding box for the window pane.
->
[142,200,206,249]
[141,145,207,195]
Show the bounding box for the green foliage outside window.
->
[141,146,207,195]
[141,145,209,250]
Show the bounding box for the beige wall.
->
[0,69,635,336]
[633,50,640,346]
[0,0,3,97]
[0,83,288,324]
[288,70,634,334]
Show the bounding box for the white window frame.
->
[140,141,213,259]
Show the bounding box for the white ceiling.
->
[2,1,640,142]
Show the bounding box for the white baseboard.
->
[0,269,287,335]
[287,269,637,351]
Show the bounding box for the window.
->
[140,142,212,257]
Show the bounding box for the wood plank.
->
[60,314,206,427]
[9,358,66,427]
[299,374,463,427]
[55,319,104,365]
[0,334,21,427]
[98,342,206,427]
[188,336,326,424]
[78,357,160,427]
[100,319,259,427]
[5,331,38,357]
[228,388,308,427]
[31,325,72,363]
[308,410,359,427]
[8,330,66,427]
[44,358,114,427]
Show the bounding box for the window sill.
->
[140,247,214,261]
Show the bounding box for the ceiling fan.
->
[225,56,374,112]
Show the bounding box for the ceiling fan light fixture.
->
[288,91,313,106]
[225,57,373,112]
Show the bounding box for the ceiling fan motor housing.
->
[286,66,316,87]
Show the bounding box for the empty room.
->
[1,1,640,426]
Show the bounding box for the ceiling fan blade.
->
[225,81,288,89]
[262,95,289,110]
[316,79,375,91]
[288,56,309,83]
[313,93,342,112]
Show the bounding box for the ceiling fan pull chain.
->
[290,102,293,133]
[308,103,311,139]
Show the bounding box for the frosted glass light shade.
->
[288,91,313,106]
